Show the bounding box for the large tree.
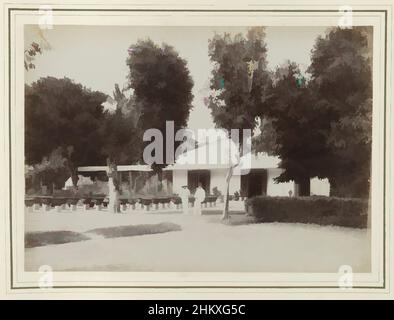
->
[25,77,108,192]
[207,27,271,219]
[308,27,372,197]
[257,62,333,195]
[126,39,194,177]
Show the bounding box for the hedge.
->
[245,196,369,228]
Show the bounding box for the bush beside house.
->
[245,196,369,228]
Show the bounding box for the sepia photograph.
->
[23,23,373,274]
[1,1,393,300]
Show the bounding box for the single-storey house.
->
[76,133,330,197]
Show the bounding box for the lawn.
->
[24,209,371,272]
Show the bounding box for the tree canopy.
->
[25,27,372,199]
[25,76,108,188]
[100,84,141,167]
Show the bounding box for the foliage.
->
[24,27,51,71]
[25,77,108,189]
[259,62,333,195]
[25,231,90,248]
[207,27,271,218]
[245,196,368,228]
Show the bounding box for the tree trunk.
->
[107,158,120,213]
[221,166,234,220]
[298,177,310,196]
[65,159,79,192]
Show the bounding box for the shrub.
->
[203,195,218,203]
[245,196,369,228]
[25,198,35,207]
[212,187,222,197]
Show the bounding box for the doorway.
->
[187,170,210,194]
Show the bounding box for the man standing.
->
[194,182,206,215]
[179,185,190,214]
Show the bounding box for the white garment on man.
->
[194,186,206,215]
[179,186,190,214]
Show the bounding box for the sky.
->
[25,25,328,130]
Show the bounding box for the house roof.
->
[77,131,280,173]
[164,133,280,170]
[164,152,280,171]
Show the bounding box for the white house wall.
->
[266,168,295,196]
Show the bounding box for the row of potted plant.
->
[25,195,220,208]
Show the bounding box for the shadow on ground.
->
[86,222,182,238]
[201,210,245,216]
[25,231,91,248]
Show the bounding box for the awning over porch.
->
[77,165,153,172]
